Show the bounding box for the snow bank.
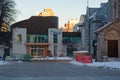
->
[31,57,73,60]
[87,62,120,69]
[71,61,120,70]
[0,61,10,65]
[48,57,73,60]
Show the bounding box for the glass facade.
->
[26,34,81,57]
[30,45,44,57]
[63,37,81,44]
[27,35,48,43]
[26,34,49,57]
[63,36,81,57]
[17,34,22,44]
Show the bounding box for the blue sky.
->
[14,0,108,26]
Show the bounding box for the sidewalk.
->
[71,61,120,70]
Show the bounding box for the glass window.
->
[27,35,30,43]
[53,34,57,43]
[17,34,22,44]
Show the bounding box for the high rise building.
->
[37,8,54,16]
[62,19,78,32]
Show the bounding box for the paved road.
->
[0,61,120,80]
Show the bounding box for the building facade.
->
[11,16,81,60]
[79,7,99,53]
[96,19,120,61]
[80,0,120,61]
[11,16,64,60]
[62,19,78,32]
[96,0,120,61]
[89,2,109,57]
[108,0,120,21]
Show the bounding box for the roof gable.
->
[95,19,120,34]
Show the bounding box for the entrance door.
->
[108,40,118,57]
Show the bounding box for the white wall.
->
[48,28,65,56]
[12,28,27,54]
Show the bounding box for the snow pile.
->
[48,57,73,60]
[71,61,120,70]
[0,61,10,65]
[71,61,84,66]
[87,62,120,69]
[31,57,73,60]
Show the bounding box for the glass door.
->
[30,46,44,57]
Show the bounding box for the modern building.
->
[62,32,81,57]
[37,8,54,16]
[11,15,81,60]
[11,16,63,60]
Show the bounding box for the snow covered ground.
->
[31,57,73,60]
[71,61,120,70]
[0,61,10,65]
[1,57,120,71]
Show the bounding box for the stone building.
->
[79,0,120,61]
[96,0,120,61]
[88,2,109,57]
[96,19,120,61]
[108,0,120,21]
[79,7,99,52]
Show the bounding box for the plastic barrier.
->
[76,56,92,63]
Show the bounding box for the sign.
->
[50,30,61,35]
[76,56,92,63]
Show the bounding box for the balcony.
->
[25,43,50,46]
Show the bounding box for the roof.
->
[95,19,120,34]
[11,16,58,34]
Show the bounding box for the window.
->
[53,34,57,43]
[17,34,22,44]
[34,36,37,43]
[38,36,42,43]
[27,35,30,43]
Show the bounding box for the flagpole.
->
[87,0,89,7]
[87,0,91,55]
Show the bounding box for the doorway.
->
[30,46,44,57]
[107,40,118,57]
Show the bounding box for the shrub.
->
[23,54,30,61]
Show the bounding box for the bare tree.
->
[0,0,17,31]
